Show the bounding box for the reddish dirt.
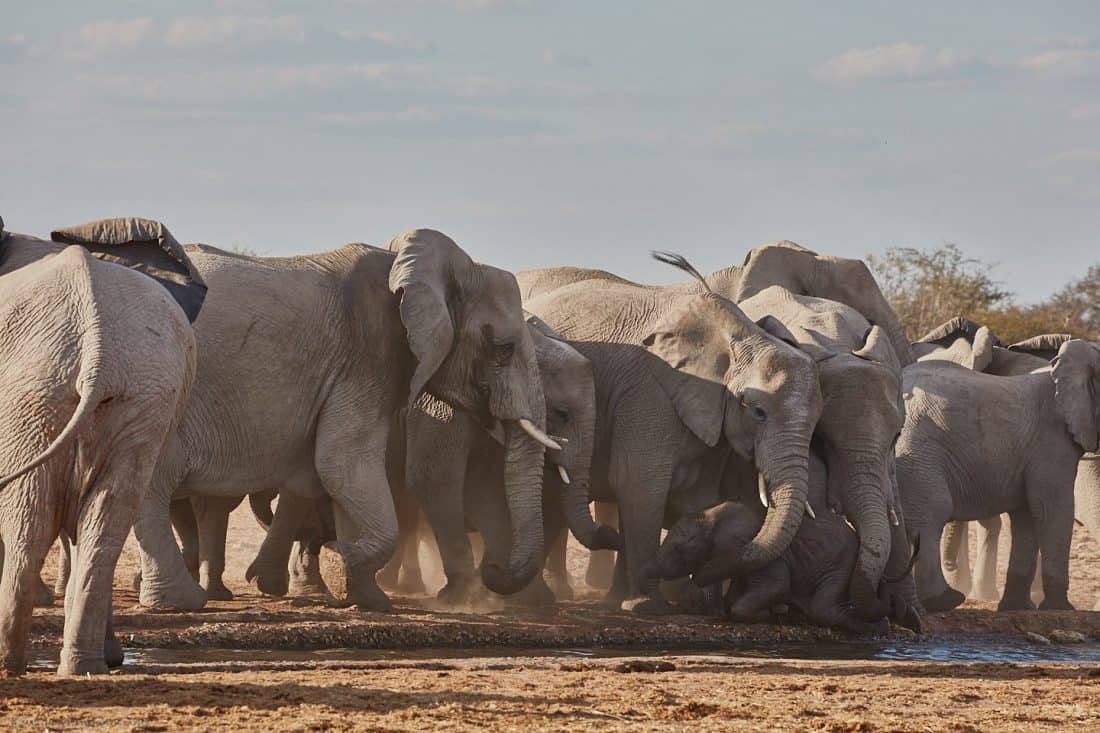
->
[6,504,1098,731]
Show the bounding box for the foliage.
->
[868,245,1099,345]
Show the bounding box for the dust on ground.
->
[9,503,1099,731]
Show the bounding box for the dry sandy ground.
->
[4,504,1098,731]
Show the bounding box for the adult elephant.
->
[136,229,556,611]
[520,240,914,367]
[915,320,1099,609]
[522,254,823,613]
[243,314,613,605]
[736,286,911,623]
[897,340,1100,612]
[0,217,200,675]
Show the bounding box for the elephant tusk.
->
[842,515,857,534]
[758,473,769,509]
[557,465,571,485]
[804,502,816,520]
[889,507,900,527]
[518,418,562,451]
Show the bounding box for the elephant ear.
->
[1052,340,1100,453]
[642,302,731,447]
[388,229,469,409]
[852,325,902,371]
[758,316,834,363]
[1009,334,1073,362]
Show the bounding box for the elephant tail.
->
[248,490,277,530]
[0,378,104,491]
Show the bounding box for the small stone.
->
[1048,629,1087,644]
[1024,631,1051,645]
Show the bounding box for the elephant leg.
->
[34,573,54,608]
[999,510,1039,611]
[288,540,328,596]
[728,563,790,623]
[543,527,574,601]
[1033,501,1074,611]
[1073,454,1100,610]
[60,444,156,676]
[0,494,59,675]
[169,498,200,581]
[940,520,972,597]
[972,515,1003,602]
[246,492,312,596]
[584,501,618,591]
[616,483,672,616]
[193,495,241,601]
[1030,550,1045,605]
[314,404,397,612]
[391,502,426,596]
[103,598,123,670]
[133,473,207,611]
[916,522,964,613]
[602,548,629,607]
[53,533,72,600]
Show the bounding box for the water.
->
[27,637,1100,672]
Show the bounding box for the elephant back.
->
[50,217,207,322]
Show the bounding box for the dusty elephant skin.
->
[0,230,196,676]
[519,254,823,614]
[133,229,554,613]
[897,340,1100,613]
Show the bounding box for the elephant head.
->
[1052,339,1100,454]
[734,241,915,366]
[647,501,763,582]
[387,229,556,594]
[810,325,906,620]
[642,253,822,583]
[525,314,619,552]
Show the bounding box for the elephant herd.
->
[0,216,1095,678]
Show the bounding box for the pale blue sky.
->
[2,1,1098,300]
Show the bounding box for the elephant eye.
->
[751,404,767,422]
[493,341,515,366]
[554,406,570,421]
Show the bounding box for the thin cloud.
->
[163,15,306,49]
[812,43,978,84]
[69,18,155,59]
[1052,148,1100,165]
[1019,47,1100,79]
[543,49,593,68]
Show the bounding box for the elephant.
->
[735,285,911,623]
[520,253,824,614]
[242,313,614,607]
[896,339,1100,612]
[135,229,558,612]
[520,240,914,367]
[647,451,918,632]
[0,217,200,675]
[914,320,1099,608]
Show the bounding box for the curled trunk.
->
[842,469,893,621]
[480,420,546,594]
[558,410,620,551]
[693,443,810,585]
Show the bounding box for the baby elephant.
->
[648,496,919,633]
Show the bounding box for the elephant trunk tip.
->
[590,525,623,552]
[480,556,541,596]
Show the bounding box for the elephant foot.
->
[920,587,966,613]
[104,633,124,669]
[0,652,27,677]
[139,574,207,611]
[202,579,235,602]
[998,573,1037,612]
[34,577,54,608]
[509,576,557,607]
[621,595,673,616]
[1038,596,1074,611]
[320,542,394,613]
[892,601,924,635]
[245,558,290,597]
[676,582,723,616]
[436,577,483,608]
[545,571,574,602]
[289,577,330,597]
[57,650,109,677]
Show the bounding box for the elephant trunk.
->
[558,410,620,552]
[480,420,547,594]
[693,439,810,585]
[840,461,893,621]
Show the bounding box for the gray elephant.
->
[897,339,1100,612]
[915,320,1099,609]
[136,229,558,612]
[243,314,614,606]
[0,217,200,675]
[648,451,917,632]
[520,253,823,613]
[736,285,910,623]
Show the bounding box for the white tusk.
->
[557,465,571,485]
[758,473,769,509]
[518,418,562,451]
[804,502,816,520]
[889,507,900,527]
[842,516,857,533]
[552,436,569,444]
